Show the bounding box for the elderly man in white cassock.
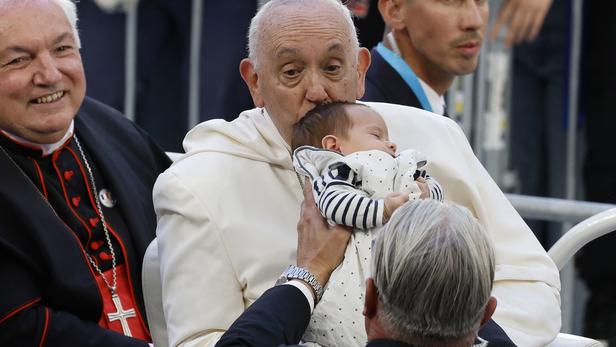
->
[154,0,561,346]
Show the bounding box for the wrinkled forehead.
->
[261,4,356,59]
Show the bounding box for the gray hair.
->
[0,0,81,48]
[53,0,82,48]
[247,0,359,70]
[371,200,495,342]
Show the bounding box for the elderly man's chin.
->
[20,97,81,143]
[21,113,76,144]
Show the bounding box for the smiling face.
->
[240,0,371,144]
[337,104,397,157]
[0,0,86,144]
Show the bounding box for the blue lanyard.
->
[375,43,432,112]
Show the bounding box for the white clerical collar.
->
[417,78,445,116]
[1,121,74,156]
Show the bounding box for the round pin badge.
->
[99,188,116,208]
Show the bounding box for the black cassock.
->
[0,97,170,346]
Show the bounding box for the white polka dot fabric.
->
[343,149,423,200]
[302,229,374,346]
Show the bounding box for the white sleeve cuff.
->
[284,280,315,313]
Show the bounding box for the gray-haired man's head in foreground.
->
[367,199,496,346]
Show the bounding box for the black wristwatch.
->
[275,265,324,302]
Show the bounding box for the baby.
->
[292,102,443,347]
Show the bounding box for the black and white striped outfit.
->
[293,146,443,230]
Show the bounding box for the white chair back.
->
[142,239,168,347]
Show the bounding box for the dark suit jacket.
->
[0,97,171,346]
[216,285,515,347]
[215,285,310,347]
[362,47,423,109]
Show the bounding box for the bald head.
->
[248,0,359,70]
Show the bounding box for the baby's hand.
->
[384,192,410,223]
[417,177,430,199]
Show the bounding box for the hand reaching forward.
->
[297,178,352,289]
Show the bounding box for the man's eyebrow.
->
[0,46,30,56]
[275,47,299,59]
[0,32,74,57]
[53,32,74,45]
[327,43,345,54]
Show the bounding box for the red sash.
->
[95,264,151,341]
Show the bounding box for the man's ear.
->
[363,278,378,319]
[480,296,497,327]
[240,58,264,108]
[355,47,371,99]
[378,0,406,31]
[322,135,341,152]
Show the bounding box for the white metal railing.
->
[549,208,616,270]
[506,193,615,335]
[506,194,616,223]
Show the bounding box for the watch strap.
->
[277,265,324,302]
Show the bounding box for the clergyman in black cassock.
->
[0,0,170,345]
[0,97,170,346]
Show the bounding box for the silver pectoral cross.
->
[107,293,136,337]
